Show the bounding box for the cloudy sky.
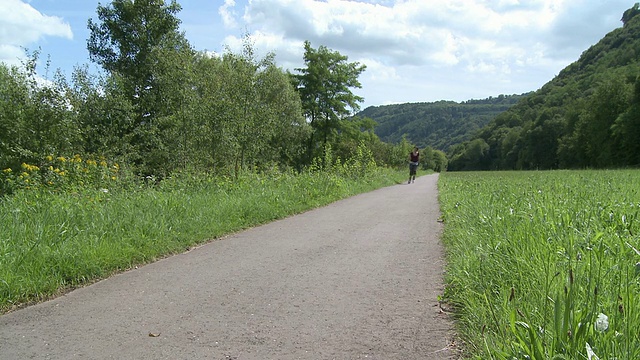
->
[0,0,635,109]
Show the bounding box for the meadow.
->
[0,156,406,312]
[439,170,640,359]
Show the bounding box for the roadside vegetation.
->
[0,149,407,312]
[439,170,640,359]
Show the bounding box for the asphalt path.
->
[0,173,455,359]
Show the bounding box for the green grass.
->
[439,170,640,359]
[0,168,407,312]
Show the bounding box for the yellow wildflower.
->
[57,156,67,162]
[49,166,54,171]
[46,155,53,161]
[2,168,11,173]
[99,161,107,167]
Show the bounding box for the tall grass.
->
[0,167,406,312]
[439,170,640,359]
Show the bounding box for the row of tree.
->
[0,0,445,183]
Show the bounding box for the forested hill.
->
[356,94,528,152]
[448,4,640,171]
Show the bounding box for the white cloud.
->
[235,0,578,71]
[219,0,239,29]
[221,0,631,106]
[0,0,72,66]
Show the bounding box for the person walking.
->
[408,146,419,184]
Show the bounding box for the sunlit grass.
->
[439,170,640,359]
[0,168,407,312]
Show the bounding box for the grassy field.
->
[0,168,407,312]
[439,170,640,359]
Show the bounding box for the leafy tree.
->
[448,139,490,171]
[65,66,135,160]
[622,3,640,25]
[87,0,187,118]
[0,53,80,170]
[291,41,366,165]
[87,0,193,174]
[0,63,31,169]
[612,75,640,165]
[431,149,448,172]
[576,77,631,167]
[254,63,310,170]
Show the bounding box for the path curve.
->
[0,173,456,359]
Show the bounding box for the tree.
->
[66,66,135,160]
[432,149,448,172]
[622,3,640,25]
[612,76,640,165]
[183,40,309,176]
[87,0,194,174]
[87,0,187,118]
[0,53,80,169]
[291,41,366,165]
[578,77,631,167]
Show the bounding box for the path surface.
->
[0,174,455,360]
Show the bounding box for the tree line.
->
[1,0,440,189]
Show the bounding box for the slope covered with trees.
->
[357,94,527,152]
[448,4,640,171]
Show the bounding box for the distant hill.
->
[357,94,528,152]
[447,4,640,170]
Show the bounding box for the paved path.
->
[0,174,455,359]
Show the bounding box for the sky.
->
[0,0,635,109]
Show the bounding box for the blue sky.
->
[1,0,635,109]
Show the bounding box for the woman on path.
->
[408,147,419,184]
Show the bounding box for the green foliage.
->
[0,154,127,196]
[439,171,640,359]
[450,5,640,170]
[622,3,640,25]
[448,138,490,171]
[0,54,82,172]
[87,0,196,175]
[291,41,367,164]
[87,0,188,115]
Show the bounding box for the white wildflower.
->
[595,313,609,332]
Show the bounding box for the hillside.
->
[447,4,640,170]
[357,94,527,152]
